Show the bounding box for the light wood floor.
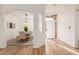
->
[0,39,79,55]
[0,45,45,55]
[46,39,79,55]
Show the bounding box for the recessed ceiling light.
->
[45,18,53,21]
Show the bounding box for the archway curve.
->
[5,9,34,46]
[5,9,34,15]
[5,9,34,32]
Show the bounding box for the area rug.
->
[7,39,33,46]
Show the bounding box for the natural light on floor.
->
[47,40,79,55]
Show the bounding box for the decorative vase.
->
[24,26,28,32]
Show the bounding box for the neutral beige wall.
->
[57,5,76,47]
[45,4,76,47]
[0,5,7,48]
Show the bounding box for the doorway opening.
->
[45,17,55,39]
[45,15,57,39]
[5,10,34,46]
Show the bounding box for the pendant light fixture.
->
[24,13,27,22]
[52,4,57,20]
[52,4,58,39]
[24,13,28,26]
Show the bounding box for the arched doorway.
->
[4,10,34,46]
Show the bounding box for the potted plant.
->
[24,26,28,32]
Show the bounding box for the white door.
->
[46,18,55,38]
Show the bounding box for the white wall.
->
[57,5,76,47]
[10,11,34,32]
[33,12,46,48]
[46,4,76,47]
[4,14,19,41]
[75,11,79,48]
[0,5,7,48]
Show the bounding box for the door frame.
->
[45,15,57,39]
